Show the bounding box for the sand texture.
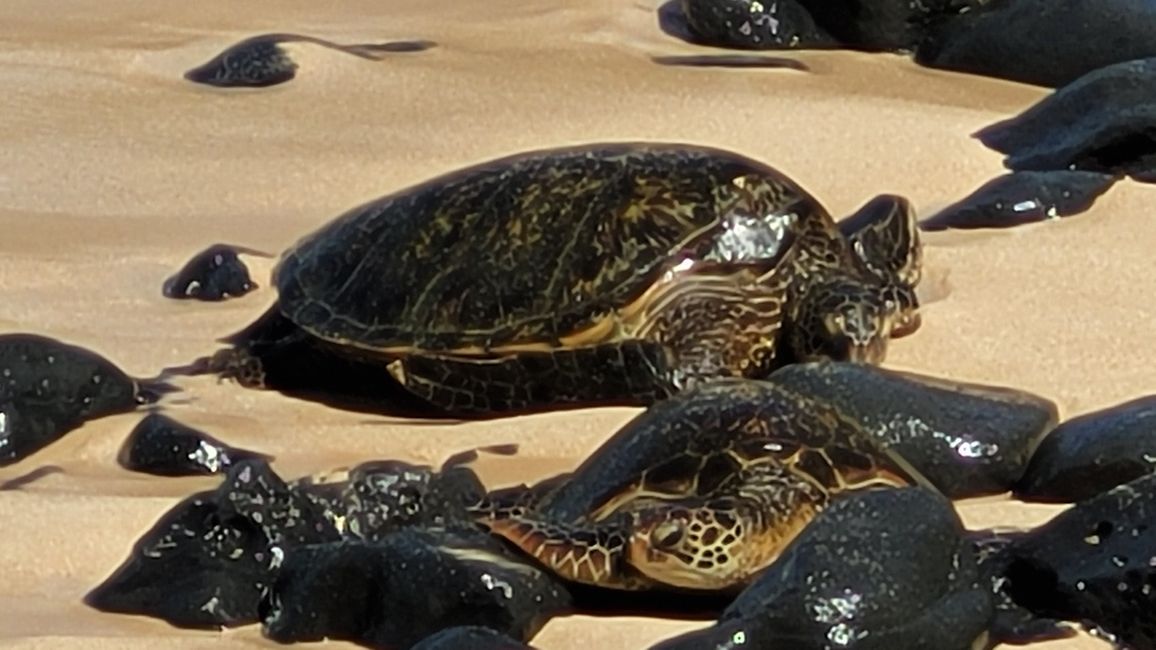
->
[1,0,1150,648]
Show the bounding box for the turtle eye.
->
[650,520,685,549]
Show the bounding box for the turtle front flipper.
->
[386,341,677,415]
[839,194,923,288]
[478,513,645,590]
[838,194,924,337]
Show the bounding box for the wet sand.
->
[1,0,1149,647]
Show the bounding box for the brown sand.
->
[0,0,1148,647]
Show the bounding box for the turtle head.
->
[627,507,751,591]
[789,276,895,365]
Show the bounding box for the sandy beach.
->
[1,0,1151,647]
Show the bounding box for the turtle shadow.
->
[161,306,648,423]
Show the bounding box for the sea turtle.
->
[179,142,922,415]
[467,379,931,592]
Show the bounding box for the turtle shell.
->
[530,378,927,524]
[272,142,818,353]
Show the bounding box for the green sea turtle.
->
[467,379,930,591]
[178,142,922,415]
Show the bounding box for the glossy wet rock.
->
[116,412,270,477]
[1016,395,1156,503]
[85,460,340,628]
[974,58,1156,182]
[917,0,1156,88]
[412,626,538,649]
[768,361,1058,498]
[259,529,572,648]
[162,244,264,301]
[0,333,174,467]
[650,486,992,650]
[678,0,835,50]
[1003,473,1156,647]
[794,0,987,52]
[184,33,436,88]
[920,171,1118,231]
[292,459,487,540]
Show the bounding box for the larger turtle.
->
[467,379,931,592]
[184,142,921,415]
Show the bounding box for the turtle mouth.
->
[838,335,888,365]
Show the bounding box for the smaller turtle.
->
[468,379,931,592]
[184,33,436,88]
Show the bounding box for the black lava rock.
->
[974,57,1156,183]
[917,0,1156,88]
[1016,395,1156,503]
[921,171,1119,231]
[327,459,487,540]
[184,34,436,89]
[116,412,270,477]
[651,486,993,649]
[795,0,987,52]
[85,460,340,628]
[768,361,1058,498]
[162,244,264,302]
[259,529,572,649]
[1003,473,1156,647]
[679,0,835,50]
[0,333,175,466]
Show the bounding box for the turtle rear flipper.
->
[386,342,677,415]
